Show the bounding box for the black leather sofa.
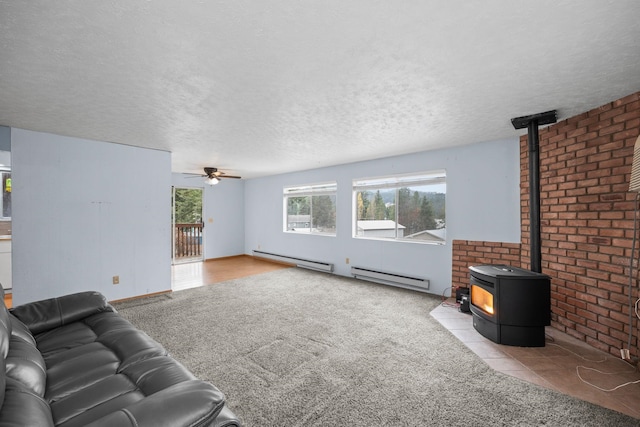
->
[0,288,240,426]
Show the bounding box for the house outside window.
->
[284,182,337,236]
[353,170,446,244]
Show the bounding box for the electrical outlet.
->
[112,275,119,285]
[345,257,350,264]
[620,348,631,360]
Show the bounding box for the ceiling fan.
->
[188,167,242,185]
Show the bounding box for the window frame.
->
[0,167,10,220]
[352,170,446,245]
[283,181,337,236]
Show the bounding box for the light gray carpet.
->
[113,268,639,426]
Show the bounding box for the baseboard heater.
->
[351,266,429,291]
[253,250,334,273]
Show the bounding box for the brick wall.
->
[452,91,640,357]
[451,240,521,288]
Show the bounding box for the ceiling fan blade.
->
[200,167,241,180]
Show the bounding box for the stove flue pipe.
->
[511,110,557,273]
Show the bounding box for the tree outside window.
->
[284,182,337,235]
[354,171,446,244]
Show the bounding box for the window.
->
[353,170,446,244]
[284,182,337,235]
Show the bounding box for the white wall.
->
[11,129,172,304]
[171,173,245,259]
[244,138,521,297]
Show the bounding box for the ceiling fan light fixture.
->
[206,176,220,185]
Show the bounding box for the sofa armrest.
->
[10,291,114,334]
[210,405,242,427]
[84,380,237,427]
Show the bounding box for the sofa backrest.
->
[0,285,47,412]
[0,286,9,358]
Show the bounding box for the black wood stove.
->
[469,265,550,347]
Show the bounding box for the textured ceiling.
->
[1,1,639,178]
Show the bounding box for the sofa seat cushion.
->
[36,321,99,357]
[82,380,227,427]
[37,313,167,368]
[51,357,217,427]
[45,342,121,402]
[38,312,168,404]
[51,374,144,427]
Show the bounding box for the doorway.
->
[172,187,204,264]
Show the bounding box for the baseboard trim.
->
[205,253,296,267]
[109,290,172,305]
[203,254,244,262]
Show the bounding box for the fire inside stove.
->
[470,284,494,315]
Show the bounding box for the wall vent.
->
[351,266,429,291]
[253,250,334,273]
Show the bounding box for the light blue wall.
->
[202,178,245,258]
[244,138,521,297]
[171,173,245,259]
[11,129,172,304]
[8,127,519,303]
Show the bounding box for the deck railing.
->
[174,223,203,259]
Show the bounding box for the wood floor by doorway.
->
[172,255,292,292]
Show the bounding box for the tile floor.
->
[431,300,640,419]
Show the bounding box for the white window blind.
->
[284,182,337,196]
[353,170,446,191]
